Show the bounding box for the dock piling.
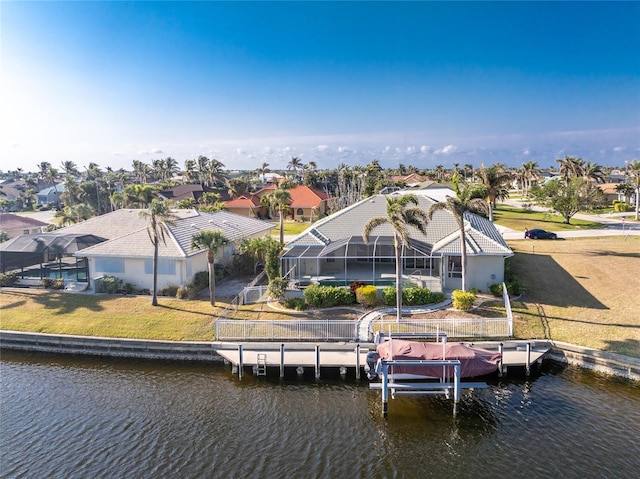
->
[526,342,531,376]
[314,345,321,379]
[355,344,361,379]
[498,342,504,377]
[238,344,244,379]
[280,343,285,378]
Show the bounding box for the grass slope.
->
[507,236,640,357]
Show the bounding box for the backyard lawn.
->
[1,236,639,357]
[493,205,606,232]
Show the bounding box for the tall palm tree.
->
[627,159,640,220]
[287,157,303,179]
[267,188,292,245]
[60,160,79,178]
[557,156,585,183]
[191,229,229,306]
[428,182,489,292]
[256,162,270,183]
[139,200,177,306]
[208,159,227,187]
[362,194,429,322]
[583,161,605,184]
[521,161,539,196]
[476,163,512,221]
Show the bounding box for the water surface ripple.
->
[1,352,639,478]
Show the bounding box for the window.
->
[144,259,176,276]
[95,257,125,273]
[296,208,304,216]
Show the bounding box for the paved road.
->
[498,199,639,240]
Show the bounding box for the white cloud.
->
[435,145,457,155]
[613,146,625,152]
[316,144,329,152]
[406,146,416,155]
[382,146,391,154]
[420,145,431,154]
[522,148,531,156]
[152,148,164,154]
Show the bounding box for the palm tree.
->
[60,160,79,178]
[362,194,429,322]
[287,156,303,179]
[627,159,640,221]
[557,156,585,183]
[208,159,227,187]
[521,161,539,196]
[139,200,177,306]
[265,188,292,245]
[256,162,270,183]
[584,161,605,184]
[191,229,229,306]
[428,181,489,292]
[476,163,512,221]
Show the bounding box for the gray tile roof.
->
[75,209,274,259]
[286,193,512,256]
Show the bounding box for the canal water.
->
[1,350,639,479]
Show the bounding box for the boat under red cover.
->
[368,339,502,379]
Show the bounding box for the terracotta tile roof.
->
[224,196,261,207]
[0,213,48,230]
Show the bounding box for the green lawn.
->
[493,205,606,232]
[270,221,312,236]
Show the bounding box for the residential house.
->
[0,213,48,239]
[281,193,512,293]
[54,209,273,292]
[224,185,331,221]
[36,184,65,206]
[158,184,230,204]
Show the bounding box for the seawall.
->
[1,331,638,381]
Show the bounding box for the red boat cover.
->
[376,340,502,378]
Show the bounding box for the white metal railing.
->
[369,317,511,339]
[214,319,358,341]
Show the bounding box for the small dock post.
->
[279,343,285,378]
[498,342,504,377]
[381,361,389,418]
[355,344,361,380]
[314,345,321,379]
[453,362,461,415]
[238,344,244,379]
[526,342,531,376]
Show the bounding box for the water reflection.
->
[1,351,639,478]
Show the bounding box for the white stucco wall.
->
[465,255,506,292]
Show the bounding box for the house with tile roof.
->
[36,184,65,205]
[158,184,229,204]
[0,213,48,239]
[54,209,273,292]
[224,185,331,221]
[281,192,512,293]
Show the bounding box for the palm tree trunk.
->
[279,211,284,245]
[395,236,402,322]
[209,261,216,306]
[152,241,159,306]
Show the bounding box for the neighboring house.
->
[224,185,331,221]
[36,184,65,205]
[0,213,48,239]
[597,183,625,204]
[388,173,432,187]
[158,184,230,204]
[58,209,273,292]
[281,193,512,292]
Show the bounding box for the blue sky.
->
[1,1,639,174]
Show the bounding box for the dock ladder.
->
[256,353,267,376]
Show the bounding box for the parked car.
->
[525,229,557,240]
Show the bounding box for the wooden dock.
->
[214,340,550,379]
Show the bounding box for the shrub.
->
[349,281,365,294]
[355,285,378,307]
[284,297,307,311]
[267,277,287,301]
[431,292,445,303]
[193,271,209,290]
[0,271,18,287]
[506,279,522,296]
[613,202,633,212]
[382,286,396,306]
[303,284,355,308]
[161,284,179,297]
[100,276,122,294]
[403,287,432,305]
[176,285,196,300]
[489,283,503,297]
[452,290,476,310]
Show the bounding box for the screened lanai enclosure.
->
[0,233,106,282]
[280,235,445,292]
